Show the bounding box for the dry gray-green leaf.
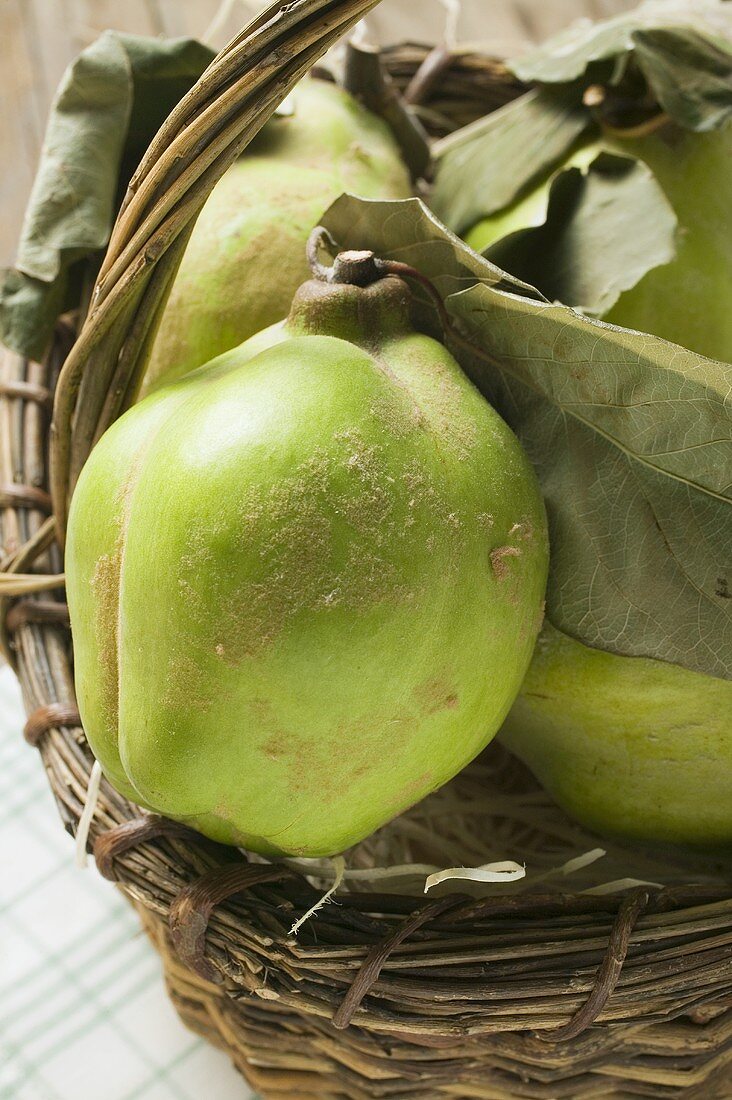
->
[321,195,732,680]
[483,151,678,316]
[0,32,214,361]
[633,27,732,131]
[511,0,732,133]
[511,0,732,83]
[430,88,591,237]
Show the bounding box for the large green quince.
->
[66,254,549,858]
[500,624,732,846]
[466,122,732,363]
[142,78,412,396]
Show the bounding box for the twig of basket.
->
[343,40,431,178]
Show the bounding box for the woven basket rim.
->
[2,4,731,1079]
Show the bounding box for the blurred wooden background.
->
[0,0,634,266]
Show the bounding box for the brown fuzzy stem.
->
[307,228,382,286]
[306,229,504,371]
[601,112,672,140]
[376,259,453,336]
[376,259,506,374]
[583,85,671,140]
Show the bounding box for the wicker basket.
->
[2,2,732,1096]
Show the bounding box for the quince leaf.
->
[0,32,214,362]
[322,195,732,680]
[480,151,678,317]
[511,0,732,133]
[633,27,732,131]
[430,87,591,236]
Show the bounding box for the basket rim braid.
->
[2,3,732,1097]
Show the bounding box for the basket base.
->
[134,901,732,1100]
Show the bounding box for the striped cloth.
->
[0,665,254,1100]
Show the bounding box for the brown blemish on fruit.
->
[175,431,444,670]
[414,674,460,717]
[251,700,291,761]
[287,709,422,801]
[490,545,521,581]
[250,697,278,724]
[90,460,147,728]
[395,770,435,809]
[368,395,423,439]
[261,734,288,761]
[381,346,480,461]
[90,533,123,727]
[431,372,479,460]
[518,599,541,644]
[161,652,214,711]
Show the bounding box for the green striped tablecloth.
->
[0,665,254,1100]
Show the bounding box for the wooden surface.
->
[0,0,634,267]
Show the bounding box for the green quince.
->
[142,77,412,396]
[66,248,548,858]
[500,623,732,846]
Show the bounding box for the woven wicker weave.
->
[2,2,732,1096]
